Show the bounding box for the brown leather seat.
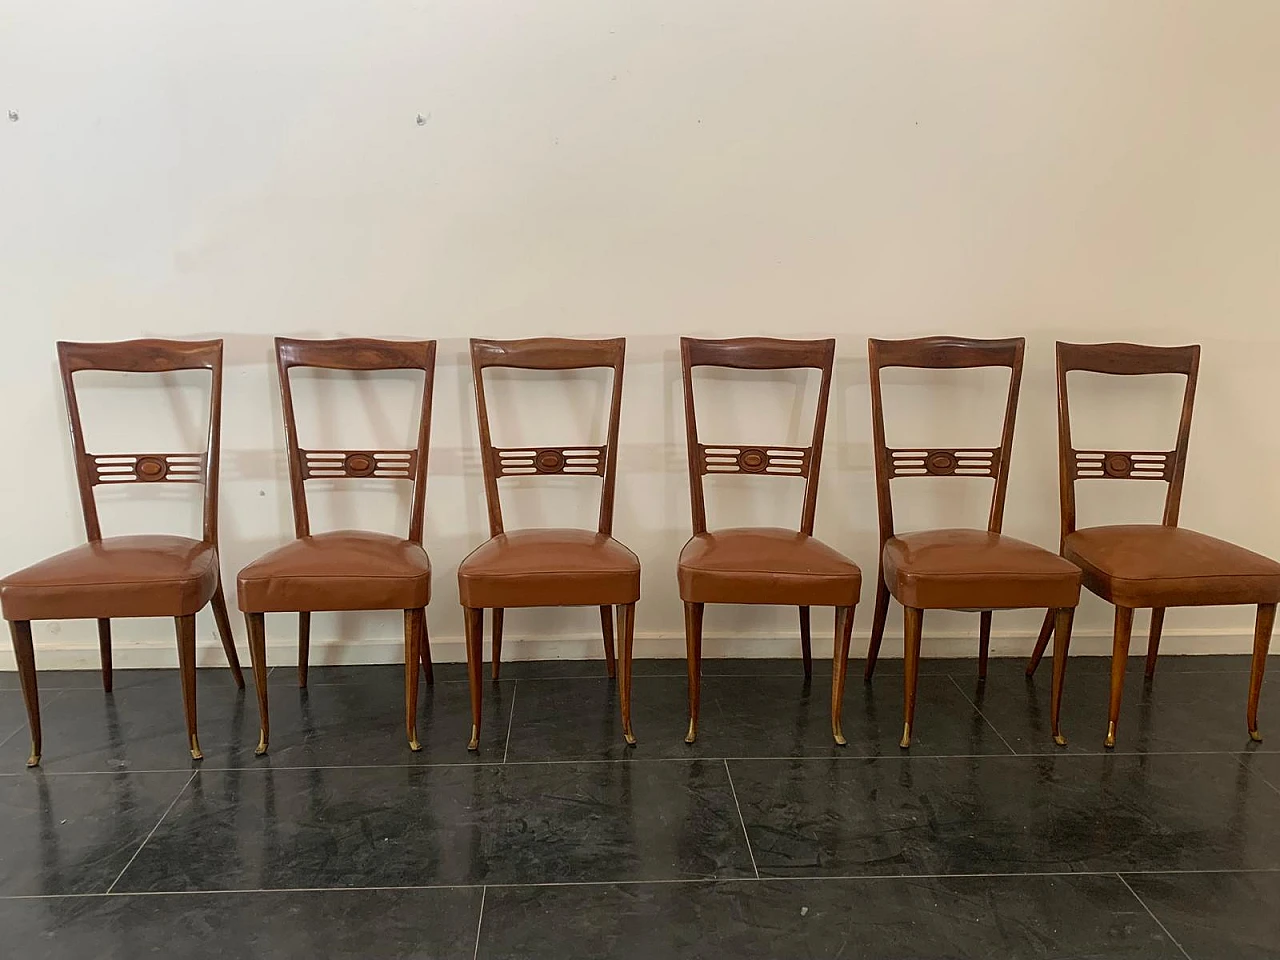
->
[1029,341,1280,749]
[1064,525,1280,609]
[238,337,439,758]
[883,529,1081,611]
[458,528,639,609]
[677,337,861,747]
[2,339,244,768]
[678,527,860,607]
[238,531,431,613]
[864,336,1080,750]
[2,535,218,621]
[460,337,641,752]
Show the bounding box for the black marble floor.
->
[2,653,1279,958]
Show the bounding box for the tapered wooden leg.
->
[831,605,855,745]
[799,606,813,679]
[978,611,992,680]
[420,615,434,685]
[618,603,637,745]
[1145,608,1165,679]
[900,607,924,748]
[244,612,270,755]
[600,605,617,679]
[404,609,423,751]
[864,564,890,681]
[175,614,202,761]
[1248,603,1276,742]
[9,620,40,767]
[97,618,113,693]
[1050,607,1075,746]
[684,602,704,743]
[1026,609,1054,677]
[297,612,311,689]
[210,580,245,689]
[1105,606,1134,748]
[464,607,484,750]
[490,608,504,681]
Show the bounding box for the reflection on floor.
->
[1,654,1278,958]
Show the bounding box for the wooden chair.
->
[677,337,861,745]
[864,336,1081,748]
[0,339,244,766]
[237,338,436,755]
[1028,342,1280,747]
[458,337,639,751]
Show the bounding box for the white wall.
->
[2,1,1278,669]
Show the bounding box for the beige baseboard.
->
[0,628,1259,672]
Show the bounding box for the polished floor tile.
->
[728,753,1280,877]
[478,874,1178,959]
[0,771,194,896]
[112,760,754,892]
[0,887,482,960]
[1124,870,1280,960]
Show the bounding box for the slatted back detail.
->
[1056,341,1200,533]
[681,337,835,535]
[868,336,1025,539]
[470,338,627,537]
[57,339,224,543]
[275,337,437,542]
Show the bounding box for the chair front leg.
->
[900,606,923,749]
[1050,607,1075,746]
[978,611,993,680]
[244,612,270,755]
[97,618,113,693]
[297,611,311,689]
[464,607,484,750]
[1249,602,1276,742]
[831,605,856,745]
[799,606,813,680]
[683,602,704,743]
[9,620,40,767]
[617,603,636,745]
[1105,606,1135,748]
[404,609,423,751]
[175,614,202,760]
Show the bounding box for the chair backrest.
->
[868,336,1025,541]
[470,337,626,538]
[1055,341,1200,536]
[680,337,836,536]
[276,337,437,543]
[57,338,224,544]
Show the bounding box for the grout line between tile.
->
[1117,873,1193,960]
[502,682,517,765]
[723,759,760,880]
[472,886,486,960]
[948,675,1018,756]
[105,769,198,894]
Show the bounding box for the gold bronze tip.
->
[468,724,479,752]
[1053,733,1068,747]
[833,728,848,747]
[624,731,637,747]
[1104,722,1116,748]
[26,745,40,768]
[255,731,268,756]
[684,718,697,744]
[409,735,422,752]
[190,735,204,761]
[899,722,911,749]
[1250,728,1263,743]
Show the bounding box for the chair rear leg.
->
[600,605,617,679]
[978,611,992,680]
[296,612,311,689]
[1050,607,1075,746]
[864,564,890,681]
[98,618,113,693]
[684,602,704,743]
[464,607,484,750]
[1106,606,1135,748]
[831,605,855,745]
[799,606,813,679]
[175,614,202,760]
[210,580,245,689]
[618,603,636,745]
[490,608,504,681]
[1026,610,1054,677]
[1249,603,1276,742]
[420,614,434,685]
[900,606,924,748]
[245,612,270,755]
[404,609,423,751]
[1145,608,1165,679]
[9,620,41,767]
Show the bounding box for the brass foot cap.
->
[1104,735,1116,749]
[899,722,912,750]
[468,725,480,752]
[191,748,204,761]
[1053,734,1068,747]
[624,732,637,746]
[409,738,422,752]
[26,754,40,768]
[833,732,848,747]
[684,719,697,744]
[1251,728,1263,743]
